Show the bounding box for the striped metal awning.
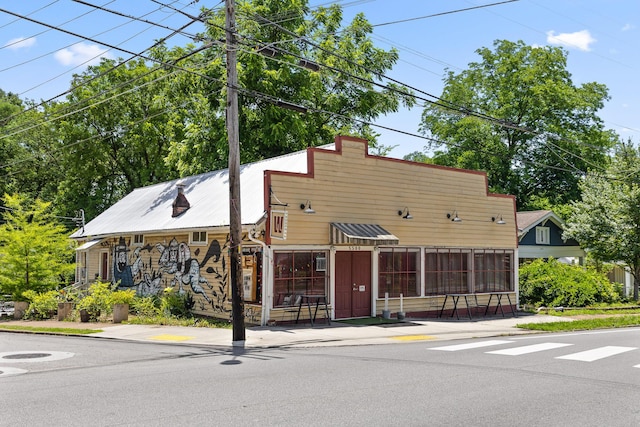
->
[330,223,399,246]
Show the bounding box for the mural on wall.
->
[111,235,231,316]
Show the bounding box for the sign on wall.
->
[270,210,288,240]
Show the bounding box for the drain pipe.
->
[248,227,270,326]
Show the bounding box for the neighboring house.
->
[516,210,585,264]
[71,136,519,325]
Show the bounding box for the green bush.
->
[109,289,136,305]
[160,288,194,318]
[519,258,620,307]
[76,281,114,319]
[130,295,160,317]
[23,290,60,320]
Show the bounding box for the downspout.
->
[248,224,270,326]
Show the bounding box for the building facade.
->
[72,136,518,325]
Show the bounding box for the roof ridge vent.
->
[172,182,190,217]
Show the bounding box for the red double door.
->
[334,251,372,319]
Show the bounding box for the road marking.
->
[149,334,196,342]
[391,335,436,341]
[556,346,636,362]
[428,340,512,351]
[486,342,573,355]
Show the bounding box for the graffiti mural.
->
[112,235,229,315]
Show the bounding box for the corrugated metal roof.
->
[70,146,331,239]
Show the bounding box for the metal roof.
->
[70,146,330,239]
[330,222,399,246]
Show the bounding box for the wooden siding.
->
[267,137,517,249]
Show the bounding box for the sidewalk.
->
[0,312,568,348]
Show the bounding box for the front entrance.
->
[334,251,372,318]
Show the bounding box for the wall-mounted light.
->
[492,215,506,225]
[447,211,462,222]
[398,207,413,220]
[300,200,315,214]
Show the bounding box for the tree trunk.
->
[634,264,640,301]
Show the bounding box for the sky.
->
[0,0,638,159]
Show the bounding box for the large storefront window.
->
[378,248,419,298]
[474,250,513,292]
[425,249,470,295]
[273,251,327,307]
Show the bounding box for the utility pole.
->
[225,0,245,344]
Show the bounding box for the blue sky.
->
[1,0,638,159]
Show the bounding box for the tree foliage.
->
[166,0,415,175]
[419,40,616,208]
[0,194,76,300]
[564,141,640,300]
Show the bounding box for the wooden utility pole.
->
[225,0,245,344]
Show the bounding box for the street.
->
[2,329,640,426]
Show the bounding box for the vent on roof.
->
[172,183,190,217]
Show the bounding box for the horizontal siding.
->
[269,139,516,248]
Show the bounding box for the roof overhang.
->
[75,239,103,251]
[330,223,399,246]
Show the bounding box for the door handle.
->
[353,283,358,291]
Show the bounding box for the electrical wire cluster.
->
[0,0,631,184]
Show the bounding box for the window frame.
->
[189,230,208,245]
[273,250,328,307]
[132,234,144,246]
[378,247,420,298]
[535,226,550,245]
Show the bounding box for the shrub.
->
[519,258,620,307]
[160,288,194,318]
[76,281,114,319]
[130,295,160,318]
[23,290,60,320]
[109,289,136,305]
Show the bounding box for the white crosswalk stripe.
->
[555,346,636,362]
[428,340,513,351]
[486,342,573,355]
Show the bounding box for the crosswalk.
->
[428,340,640,365]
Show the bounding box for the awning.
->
[75,239,103,251]
[330,223,399,246]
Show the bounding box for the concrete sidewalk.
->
[0,312,568,348]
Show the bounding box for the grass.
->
[517,315,640,332]
[0,324,102,334]
[125,315,232,328]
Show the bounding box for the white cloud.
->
[621,23,635,31]
[546,29,596,51]
[3,36,36,50]
[54,42,111,67]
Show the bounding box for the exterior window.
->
[536,226,550,245]
[474,250,513,292]
[425,249,470,295]
[273,251,328,307]
[190,231,207,245]
[378,248,419,298]
[133,234,144,246]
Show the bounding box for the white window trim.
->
[132,234,144,246]
[536,226,550,245]
[190,230,208,245]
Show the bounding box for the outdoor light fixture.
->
[492,215,506,225]
[398,207,413,219]
[447,211,462,222]
[300,200,315,214]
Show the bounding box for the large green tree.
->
[564,141,640,300]
[165,0,415,175]
[419,40,616,209]
[0,193,75,301]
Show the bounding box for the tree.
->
[419,40,616,209]
[165,0,415,175]
[0,193,75,301]
[564,141,640,300]
[55,57,182,220]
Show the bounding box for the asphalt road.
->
[2,328,640,426]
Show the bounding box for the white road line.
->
[556,346,637,362]
[428,340,513,352]
[486,342,573,356]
